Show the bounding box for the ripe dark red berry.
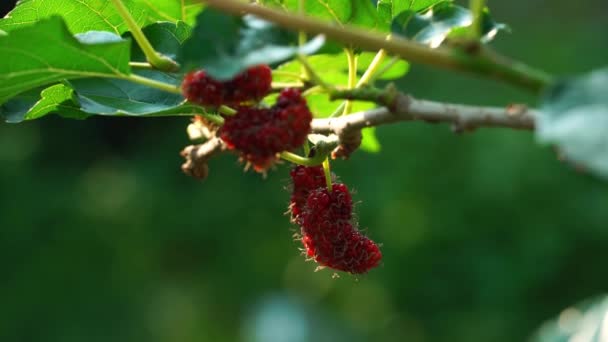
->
[181,65,273,107]
[298,183,382,274]
[289,165,326,223]
[225,65,272,104]
[219,89,313,172]
[181,70,225,107]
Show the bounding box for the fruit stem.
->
[110,0,179,72]
[218,105,237,116]
[322,158,333,192]
[280,151,326,166]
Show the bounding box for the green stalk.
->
[322,158,333,192]
[357,49,387,87]
[110,0,179,72]
[218,105,237,116]
[298,0,311,80]
[129,62,154,70]
[297,55,330,89]
[280,151,327,166]
[124,74,182,94]
[342,48,357,116]
[469,0,486,38]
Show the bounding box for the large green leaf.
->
[0,0,147,34]
[1,21,203,122]
[533,296,608,342]
[391,2,507,47]
[537,67,608,180]
[179,8,324,80]
[68,71,200,117]
[135,0,204,26]
[259,0,380,30]
[0,17,131,105]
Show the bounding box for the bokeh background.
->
[1,1,608,341]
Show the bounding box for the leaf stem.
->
[342,48,357,116]
[469,0,487,38]
[272,70,304,80]
[358,49,387,87]
[110,0,179,72]
[124,74,182,94]
[129,62,154,69]
[297,54,330,89]
[202,0,552,93]
[367,56,399,84]
[272,81,305,89]
[298,0,311,80]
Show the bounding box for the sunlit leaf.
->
[391,2,507,48]
[0,0,147,34]
[376,0,445,28]
[533,296,608,342]
[537,67,608,180]
[134,0,204,26]
[0,17,131,105]
[361,127,381,153]
[259,0,380,30]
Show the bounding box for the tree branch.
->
[311,92,537,137]
[201,0,552,93]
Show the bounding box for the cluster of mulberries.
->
[181,65,272,107]
[182,65,312,172]
[289,166,382,274]
[219,89,312,171]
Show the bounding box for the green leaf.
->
[0,84,88,123]
[376,0,445,28]
[391,2,507,47]
[537,67,608,180]
[68,71,201,117]
[532,296,608,342]
[0,17,132,105]
[130,21,192,61]
[361,127,381,153]
[0,0,147,34]
[179,8,324,80]
[134,0,204,26]
[260,0,380,30]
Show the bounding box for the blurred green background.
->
[1,1,608,341]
